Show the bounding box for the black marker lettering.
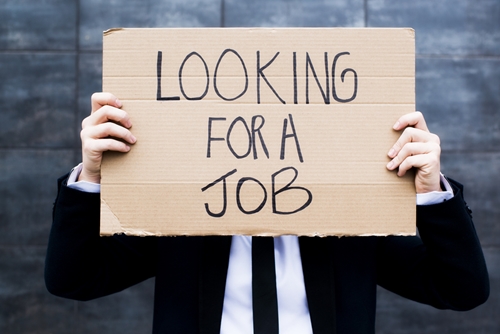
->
[280,114,303,163]
[227,116,252,159]
[332,52,358,103]
[214,49,249,101]
[156,51,180,101]
[201,169,237,218]
[293,52,298,104]
[305,52,330,104]
[179,52,209,101]
[236,177,267,214]
[251,115,269,160]
[207,117,226,158]
[272,167,313,215]
[256,51,286,104]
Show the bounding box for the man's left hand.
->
[386,111,442,194]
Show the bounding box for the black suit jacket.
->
[45,176,489,334]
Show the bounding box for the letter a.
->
[280,114,303,163]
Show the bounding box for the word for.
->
[201,167,313,217]
[207,114,303,162]
[156,49,358,104]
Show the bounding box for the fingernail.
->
[115,98,122,107]
[386,161,394,169]
[130,135,137,143]
[388,148,395,157]
[393,121,400,130]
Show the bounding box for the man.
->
[45,92,489,333]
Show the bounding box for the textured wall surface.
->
[0,0,498,333]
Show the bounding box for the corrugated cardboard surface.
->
[101,28,416,237]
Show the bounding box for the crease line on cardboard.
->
[101,198,158,237]
[100,198,125,235]
[102,182,413,185]
[104,75,415,78]
[100,100,416,106]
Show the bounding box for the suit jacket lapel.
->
[299,237,337,334]
[199,236,232,334]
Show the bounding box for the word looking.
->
[156,49,358,104]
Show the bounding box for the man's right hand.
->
[78,92,136,184]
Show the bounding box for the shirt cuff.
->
[415,174,454,206]
[67,163,101,194]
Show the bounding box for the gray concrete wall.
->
[0,0,498,333]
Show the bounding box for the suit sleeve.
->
[45,174,158,301]
[376,178,489,311]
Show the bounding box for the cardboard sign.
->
[100,28,416,237]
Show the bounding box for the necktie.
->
[252,237,279,334]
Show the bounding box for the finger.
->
[86,138,132,154]
[393,155,419,177]
[81,122,137,144]
[387,142,440,171]
[91,92,122,113]
[393,111,429,132]
[82,105,132,129]
[82,138,132,165]
[388,127,440,158]
[394,153,440,178]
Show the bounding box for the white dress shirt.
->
[67,163,454,334]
